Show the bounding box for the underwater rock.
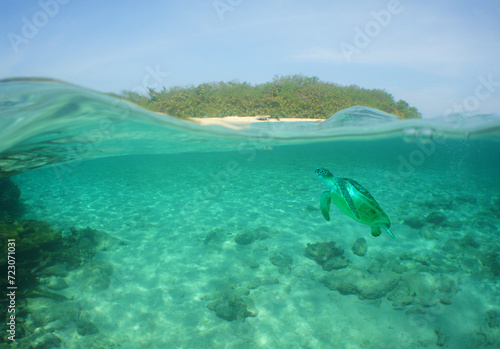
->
[0,220,64,291]
[269,251,293,268]
[367,261,382,275]
[43,320,67,332]
[74,260,114,290]
[0,177,20,207]
[321,268,400,300]
[435,329,447,347]
[40,264,69,277]
[403,217,425,229]
[234,231,254,245]
[459,234,480,249]
[480,251,500,277]
[66,226,126,260]
[77,320,100,336]
[207,295,258,322]
[0,177,22,220]
[407,272,441,307]
[45,276,69,291]
[28,287,69,302]
[0,219,122,346]
[305,241,349,271]
[442,238,461,254]
[27,298,80,328]
[388,272,458,310]
[291,262,325,280]
[19,328,61,349]
[477,310,500,346]
[387,259,408,274]
[425,211,447,225]
[351,238,367,257]
[322,255,349,270]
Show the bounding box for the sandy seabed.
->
[11,140,500,349]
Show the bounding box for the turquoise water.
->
[1,79,500,348]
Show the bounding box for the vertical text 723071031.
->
[6,239,16,342]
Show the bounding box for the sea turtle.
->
[315,168,397,241]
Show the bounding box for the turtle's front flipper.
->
[339,180,360,219]
[320,191,332,221]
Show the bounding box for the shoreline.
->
[191,116,325,127]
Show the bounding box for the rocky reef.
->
[202,285,259,322]
[302,239,462,323]
[0,177,23,221]
[322,267,400,300]
[477,309,500,346]
[305,241,349,271]
[0,220,125,346]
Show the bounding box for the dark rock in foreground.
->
[234,231,255,245]
[352,238,367,257]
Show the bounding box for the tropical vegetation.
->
[118,74,421,119]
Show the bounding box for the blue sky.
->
[1,0,500,117]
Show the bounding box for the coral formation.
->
[425,211,447,225]
[76,320,100,336]
[207,295,258,322]
[269,251,293,268]
[0,219,125,344]
[477,309,500,346]
[0,177,23,221]
[321,268,400,299]
[305,241,349,271]
[234,231,255,245]
[203,286,258,322]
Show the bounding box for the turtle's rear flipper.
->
[383,226,398,242]
[320,191,331,221]
[371,226,382,237]
[372,226,398,241]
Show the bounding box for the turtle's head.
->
[315,168,334,180]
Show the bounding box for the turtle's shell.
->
[330,178,390,228]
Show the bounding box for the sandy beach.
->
[191,116,324,127]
